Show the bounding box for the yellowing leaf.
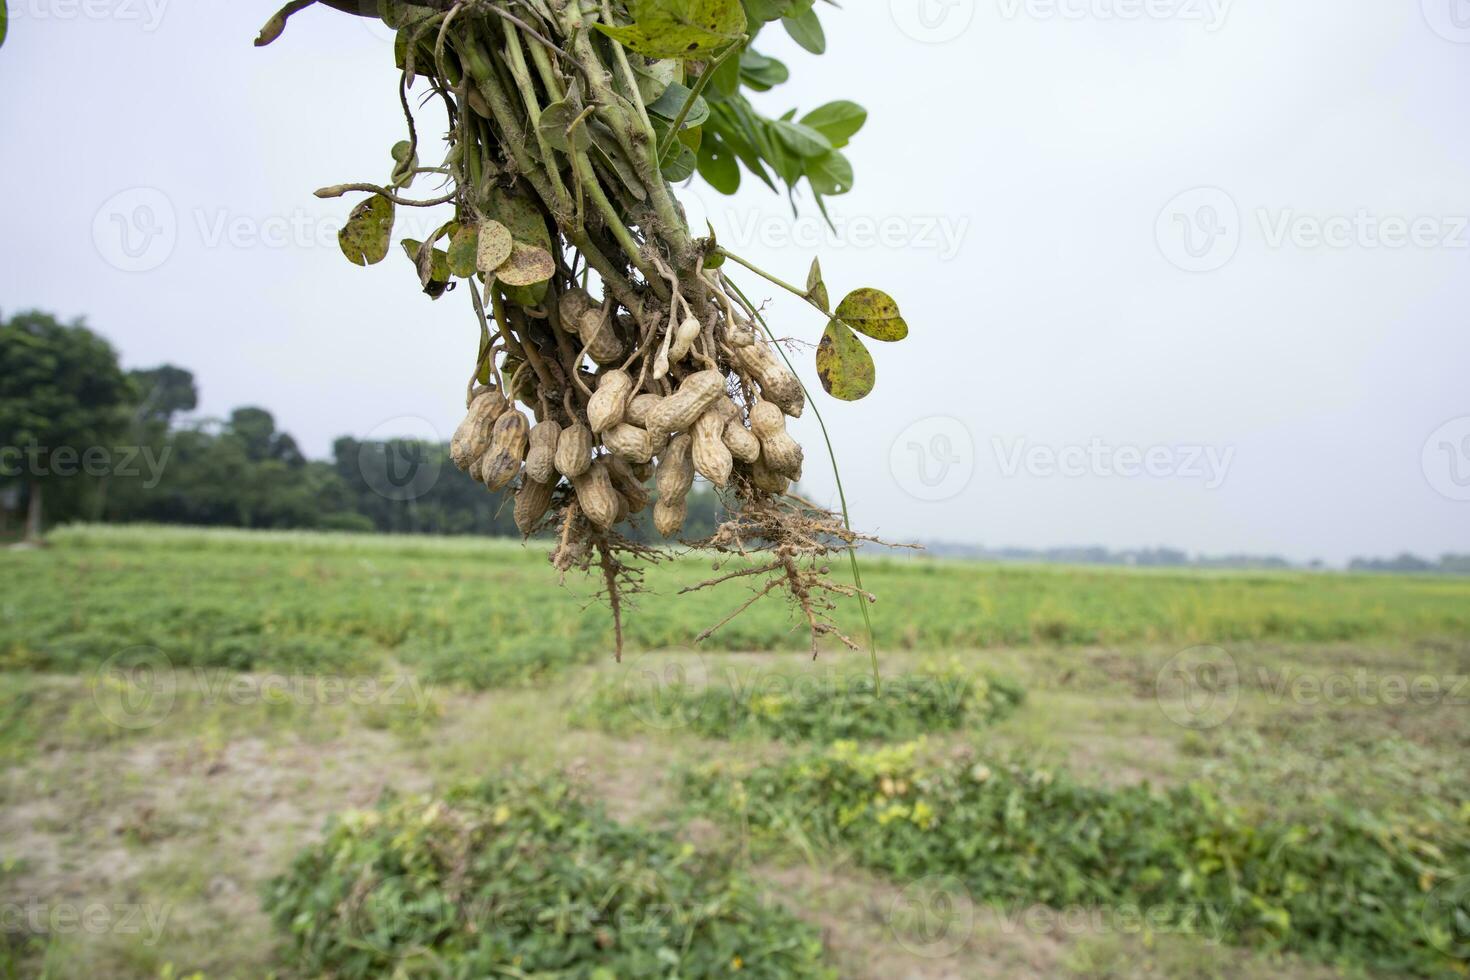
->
[475,219,513,274]
[495,241,555,287]
[338,194,394,266]
[835,288,908,342]
[815,319,874,401]
[595,0,746,60]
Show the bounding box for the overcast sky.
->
[3,0,1468,563]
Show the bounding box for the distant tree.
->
[130,365,198,426]
[0,311,134,539]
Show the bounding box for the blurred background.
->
[3,4,1470,979]
[3,0,1467,565]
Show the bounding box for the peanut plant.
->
[255,0,912,661]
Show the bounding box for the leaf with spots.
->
[595,0,747,60]
[487,186,552,252]
[834,287,908,342]
[475,219,513,274]
[815,318,874,401]
[494,241,556,287]
[337,194,394,266]
[447,224,481,278]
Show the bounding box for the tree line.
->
[0,310,725,541]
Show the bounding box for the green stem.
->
[502,27,573,218]
[655,40,744,162]
[717,248,824,314]
[726,277,880,694]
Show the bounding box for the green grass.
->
[4,524,1468,685]
[2,525,1468,978]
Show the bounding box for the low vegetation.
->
[264,774,833,979]
[682,740,1470,976]
[576,658,1024,742]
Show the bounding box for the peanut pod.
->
[646,369,725,436]
[653,497,687,537]
[751,455,790,495]
[626,393,663,429]
[602,422,656,464]
[587,369,633,433]
[749,399,803,480]
[576,307,625,365]
[555,422,594,478]
[480,409,529,490]
[668,315,702,363]
[449,388,508,471]
[732,341,804,418]
[691,408,733,487]
[525,420,561,484]
[513,477,555,535]
[571,457,618,529]
[656,432,695,503]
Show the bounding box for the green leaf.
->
[447,224,480,278]
[799,101,866,149]
[502,281,548,307]
[835,288,908,342]
[815,319,874,400]
[805,149,853,195]
[537,100,593,152]
[709,44,744,97]
[661,143,698,182]
[633,59,680,103]
[475,219,513,274]
[389,140,418,187]
[0,0,8,49]
[743,0,792,26]
[805,257,829,312]
[647,80,711,130]
[769,118,831,159]
[488,187,552,251]
[708,102,777,192]
[595,0,747,60]
[782,6,824,54]
[697,135,741,194]
[739,49,789,91]
[338,195,395,266]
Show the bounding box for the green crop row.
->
[681,740,1470,976]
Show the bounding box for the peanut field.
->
[1,525,1468,978]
